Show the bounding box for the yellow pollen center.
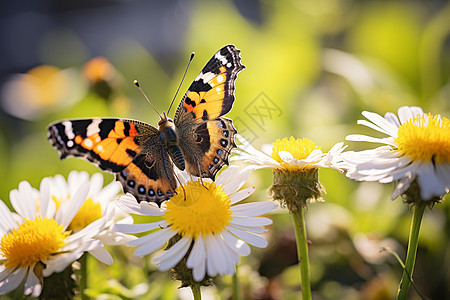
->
[271,136,321,170]
[1,217,69,269]
[164,181,232,239]
[395,113,450,163]
[69,198,102,232]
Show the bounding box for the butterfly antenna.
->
[167,52,195,115]
[134,80,163,119]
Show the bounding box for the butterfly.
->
[48,45,244,205]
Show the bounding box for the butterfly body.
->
[48,45,244,205]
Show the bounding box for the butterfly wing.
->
[174,44,244,179]
[48,118,176,204]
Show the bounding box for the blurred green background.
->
[0,0,449,299]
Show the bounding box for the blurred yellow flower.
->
[1,65,85,120]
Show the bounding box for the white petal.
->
[68,171,89,196]
[226,226,268,248]
[435,163,450,192]
[0,201,17,234]
[221,231,250,256]
[97,230,137,245]
[215,235,238,273]
[55,180,89,229]
[88,173,104,197]
[0,267,27,295]
[345,134,397,147]
[416,163,448,200]
[391,173,415,200]
[398,106,423,124]
[229,216,273,227]
[154,236,192,271]
[278,151,293,161]
[24,267,42,297]
[43,251,84,275]
[89,247,113,265]
[114,221,165,233]
[204,235,219,276]
[64,217,106,245]
[361,111,399,136]
[140,202,166,216]
[96,181,122,208]
[204,234,234,276]
[384,112,401,128]
[0,266,12,282]
[132,229,177,256]
[219,167,251,195]
[229,186,255,205]
[231,202,277,217]
[11,181,36,220]
[39,177,51,218]
[116,194,144,214]
[186,236,205,271]
[229,224,268,234]
[216,165,240,186]
[188,236,207,282]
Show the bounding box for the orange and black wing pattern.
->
[174,44,244,123]
[48,118,176,204]
[174,45,243,179]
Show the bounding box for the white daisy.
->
[231,135,346,209]
[0,172,133,297]
[232,135,346,172]
[342,106,450,201]
[47,171,135,267]
[115,166,277,282]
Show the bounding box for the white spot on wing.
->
[67,140,74,148]
[195,72,216,85]
[62,121,75,140]
[215,52,228,66]
[86,119,102,136]
[216,75,224,83]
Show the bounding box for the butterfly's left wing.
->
[174,44,244,179]
[48,118,177,205]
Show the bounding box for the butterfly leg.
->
[196,163,210,191]
[173,170,187,201]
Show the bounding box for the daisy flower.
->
[46,171,135,268]
[232,135,346,300]
[233,135,345,172]
[115,165,277,283]
[233,134,346,208]
[0,172,133,297]
[342,106,450,203]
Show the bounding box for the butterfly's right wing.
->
[48,118,176,204]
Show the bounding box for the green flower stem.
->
[292,208,312,300]
[232,267,240,300]
[397,203,426,300]
[191,283,202,300]
[80,254,88,300]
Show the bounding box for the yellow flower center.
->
[164,181,232,239]
[1,217,69,269]
[69,198,102,231]
[271,137,321,170]
[395,113,450,163]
